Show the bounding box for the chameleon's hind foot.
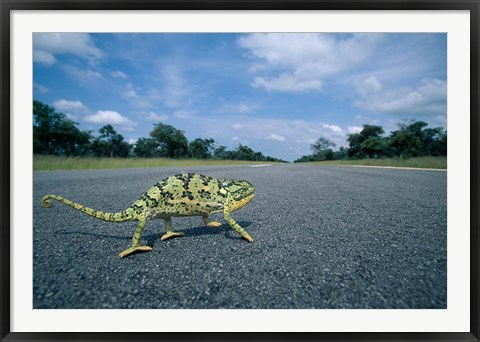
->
[119,245,153,258]
[202,215,221,228]
[161,231,185,241]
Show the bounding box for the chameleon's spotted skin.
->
[41,173,255,258]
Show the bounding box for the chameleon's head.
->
[222,179,255,212]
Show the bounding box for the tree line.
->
[34,100,446,163]
[33,100,287,162]
[294,121,447,163]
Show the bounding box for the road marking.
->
[339,165,447,172]
[249,164,272,168]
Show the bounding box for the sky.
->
[33,33,447,162]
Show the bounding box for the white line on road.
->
[340,165,447,172]
[249,164,272,168]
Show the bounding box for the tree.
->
[389,121,446,158]
[421,127,447,156]
[360,137,389,159]
[213,145,230,160]
[333,146,349,160]
[310,137,336,161]
[295,120,446,163]
[389,131,421,158]
[51,120,92,156]
[73,130,93,156]
[234,144,256,160]
[91,124,131,157]
[33,100,56,154]
[33,100,92,156]
[189,138,215,159]
[361,124,385,139]
[133,138,160,158]
[32,100,289,161]
[431,130,447,156]
[149,123,189,158]
[347,124,385,159]
[311,137,336,154]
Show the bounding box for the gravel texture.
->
[33,164,447,309]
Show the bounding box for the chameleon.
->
[41,172,255,258]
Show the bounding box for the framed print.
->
[1,0,478,341]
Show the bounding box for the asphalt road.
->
[33,164,447,309]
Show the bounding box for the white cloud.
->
[173,110,194,119]
[431,114,447,129]
[354,114,381,126]
[111,70,128,79]
[256,118,349,159]
[121,83,156,109]
[265,133,286,142]
[322,124,343,134]
[355,77,447,116]
[160,65,193,108]
[252,74,323,93]
[172,109,194,119]
[238,33,383,93]
[237,104,252,113]
[143,111,168,121]
[347,126,363,134]
[124,83,139,99]
[232,123,244,130]
[33,83,49,94]
[358,75,382,96]
[33,33,104,65]
[53,99,88,112]
[190,114,357,161]
[84,110,136,129]
[33,50,56,66]
[220,116,349,150]
[216,103,254,114]
[62,65,104,85]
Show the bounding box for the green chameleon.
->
[41,172,255,258]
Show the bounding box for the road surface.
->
[33,164,447,309]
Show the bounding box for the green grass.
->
[33,155,276,171]
[308,156,447,169]
[33,155,447,171]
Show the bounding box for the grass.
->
[309,156,447,169]
[33,155,276,171]
[33,155,447,171]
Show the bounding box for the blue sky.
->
[33,33,447,161]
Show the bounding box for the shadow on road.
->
[56,220,254,245]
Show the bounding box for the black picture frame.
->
[1,0,478,341]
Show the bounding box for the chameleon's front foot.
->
[161,231,185,241]
[242,233,254,243]
[119,245,153,258]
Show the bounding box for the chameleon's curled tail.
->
[41,194,134,222]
